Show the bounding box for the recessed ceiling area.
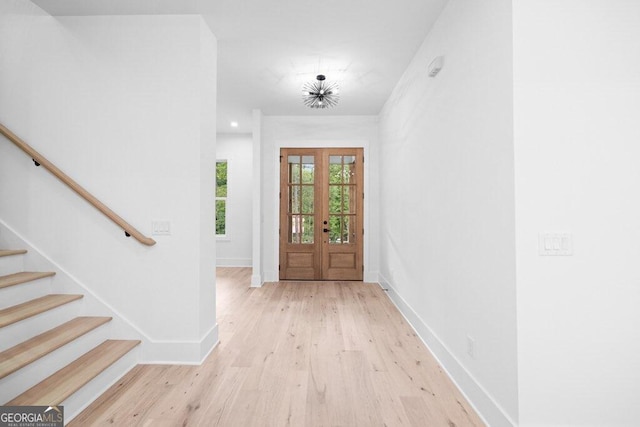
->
[32,0,448,134]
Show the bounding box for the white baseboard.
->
[378,273,516,427]
[142,323,219,365]
[216,257,252,267]
[364,270,379,283]
[250,274,262,288]
[263,270,278,282]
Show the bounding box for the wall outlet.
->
[467,335,475,359]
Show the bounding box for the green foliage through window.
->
[216,161,227,235]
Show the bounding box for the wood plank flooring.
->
[70,268,485,426]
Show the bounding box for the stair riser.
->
[0,277,53,310]
[0,299,82,352]
[0,322,112,404]
[0,255,24,276]
[64,345,140,422]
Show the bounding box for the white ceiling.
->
[32,0,448,133]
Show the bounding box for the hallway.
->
[71,268,483,426]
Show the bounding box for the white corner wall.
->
[0,3,217,363]
[216,133,253,267]
[261,116,380,283]
[513,1,640,425]
[197,19,218,361]
[378,1,517,426]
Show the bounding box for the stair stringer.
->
[0,218,219,365]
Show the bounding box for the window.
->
[216,160,228,236]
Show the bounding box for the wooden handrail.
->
[0,123,156,246]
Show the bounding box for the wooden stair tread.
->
[0,271,56,290]
[0,317,112,380]
[0,250,27,257]
[0,294,83,328]
[7,340,140,406]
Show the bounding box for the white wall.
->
[197,19,218,359]
[260,115,379,283]
[216,133,253,266]
[378,1,517,426]
[513,1,640,425]
[0,2,217,363]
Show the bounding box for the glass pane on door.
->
[329,156,342,184]
[289,215,300,243]
[327,154,357,245]
[343,186,356,214]
[302,186,314,214]
[289,186,300,213]
[343,156,356,184]
[302,216,314,244]
[288,156,300,183]
[287,154,314,245]
[328,215,341,243]
[329,185,341,213]
[302,156,315,184]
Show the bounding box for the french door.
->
[279,148,364,281]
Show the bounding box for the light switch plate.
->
[152,220,171,236]
[466,335,475,359]
[539,232,572,256]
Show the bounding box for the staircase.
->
[0,248,140,420]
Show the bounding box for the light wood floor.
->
[70,268,485,426]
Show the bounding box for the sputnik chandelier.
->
[302,74,339,109]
